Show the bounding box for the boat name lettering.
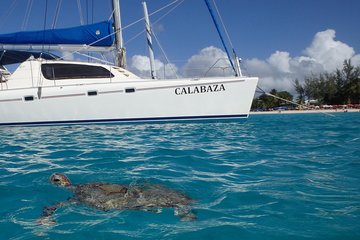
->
[175,84,225,95]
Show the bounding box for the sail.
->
[0,21,114,48]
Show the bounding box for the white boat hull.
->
[0,76,258,126]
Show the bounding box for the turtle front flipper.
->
[174,205,197,221]
[37,198,76,226]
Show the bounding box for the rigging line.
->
[204,58,230,77]
[108,8,115,21]
[142,0,184,78]
[152,31,179,79]
[125,0,184,45]
[122,0,182,31]
[85,0,95,24]
[124,30,144,45]
[92,0,94,23]
[86,0,89,24]
[67,1,184,62]
[107,0,114,21]
[256,86,336,117]
[213,0,242,76]
[212,0,234,49]
[0,0,18,30]
[65,32,117,57]
[153,0,184,27]
[100,52,111,64]
[52,0,62,29]
[22,0,33,31]
[149,0,183,18]
[204,0,237,76]
[107,0,113,21]
[61,51,113,65]
[77,0,84,25]
[42,0,48,52]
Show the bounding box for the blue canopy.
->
[0,21,114,47]
[0,50,58,65]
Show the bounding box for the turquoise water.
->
[1,113,359,240]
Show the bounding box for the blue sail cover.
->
[0,21,114,47]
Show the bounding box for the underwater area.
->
[0,113,359,239]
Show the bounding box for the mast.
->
[142,1,157,79]
[112,0,126,68]
[204,0,239,76]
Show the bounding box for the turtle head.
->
[50,173,72,187]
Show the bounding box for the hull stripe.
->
[0,114,249,126]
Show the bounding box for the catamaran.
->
[0,0,258,126]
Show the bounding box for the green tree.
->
[277,91,293,105]
[294,79,305,105]
[251,89,293,110]
[335,60,360,104]
[295,60,360,105]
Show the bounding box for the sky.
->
[0,0,359,94]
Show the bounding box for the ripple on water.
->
[0,113,360,239]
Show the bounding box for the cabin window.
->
[87,90,98,96]
[41,63,114,80]
[24,96,34,101]
[125,88,136,93]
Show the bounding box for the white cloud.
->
[182,46,233,77]
[130,46,234,79]
[304,29,355,72]
[268,51,291,73]
[129,55,178,79]
[243,29,360,93]
[61,51,75,60]
[351,54,360,66]
[245,58,273,76]
[129,29,359,94]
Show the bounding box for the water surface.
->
[1,112,359,239]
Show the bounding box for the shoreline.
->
[250,109,360,115]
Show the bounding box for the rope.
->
[256,86,336,117]
[122,0,182,31]
[92,0,94,24]
[86,0,89,24]
[66,0,184,65]
[52,0,62,29]
[62,51,114,65]
[0,0,18,31]
[212,0,243,76]
[30,0,184,69]
[124,2,182,46]
[22,0,33,31]
[204,0,237,76]
[152,31,179,79]
[43,0,48,31]
[42,0,49,52]
[144,0,184,78]
[77,0,84,25]
[108,8,115,21]
[212,0,234,49]
[153,0,184,25]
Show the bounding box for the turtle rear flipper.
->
[174,205,196,221]
[37,216,56,226]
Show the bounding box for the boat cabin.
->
[0,52,139,90]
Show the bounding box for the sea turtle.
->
[38,173,196,225]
